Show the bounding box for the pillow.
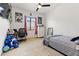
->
[75,40,79,45]
[71,36,79,41]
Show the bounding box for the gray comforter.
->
[44,35,79,56]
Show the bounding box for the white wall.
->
[10,5,45,38]
[46,3,79,36]
[11,6,45,30]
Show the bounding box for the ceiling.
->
[11,3,58,15]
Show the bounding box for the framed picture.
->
[15,12,23,22]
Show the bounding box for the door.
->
[26,17,36,38]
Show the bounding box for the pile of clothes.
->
[3,35,19,52]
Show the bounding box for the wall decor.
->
[15,12,23,22]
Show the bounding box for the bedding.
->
[71,36,79,41]
[44,35,79,56]
[74,40,79,45]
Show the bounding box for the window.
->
[27,17,35,30]
[38,17,42,24]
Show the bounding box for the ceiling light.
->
[38,5,41,8]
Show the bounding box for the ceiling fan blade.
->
[42,4,50,7]
[36,8,39,11]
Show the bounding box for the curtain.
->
[35,17,38,34]
[24,16,27,32]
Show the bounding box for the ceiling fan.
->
[36,3,50,12]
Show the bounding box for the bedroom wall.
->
[11,6,45,30]
[10,5,46,38]
[46,3,79,36]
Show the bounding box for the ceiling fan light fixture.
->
[38,5,41,8]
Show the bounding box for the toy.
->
[3,35,19,52]
[10,38,19,48]
[3,45,10,52]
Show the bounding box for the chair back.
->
[18,28,26,37]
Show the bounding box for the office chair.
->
[18,28,27,40]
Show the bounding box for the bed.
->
[43,35,79,56]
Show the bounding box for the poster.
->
[15,12,23,22]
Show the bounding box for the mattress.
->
[45,35,79,56]
[49,36,75,48]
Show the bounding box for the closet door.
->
[37,17,44,37]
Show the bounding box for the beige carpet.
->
[2,38,63,56]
